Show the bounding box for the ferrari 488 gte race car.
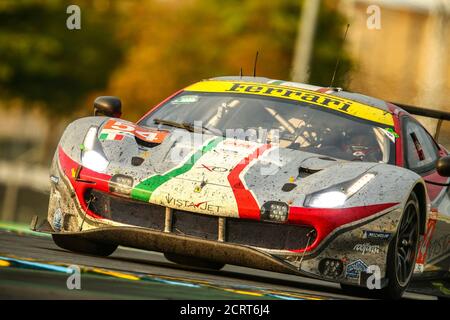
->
[34,76,450,299]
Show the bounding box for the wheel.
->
[341,192,420,299]
[52,234,118,257]
[164,253,225,270]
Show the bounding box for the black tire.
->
[164,253,225,270]
[52,234,118,257]
[341,192,420,299]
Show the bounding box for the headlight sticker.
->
[171,95,199,105]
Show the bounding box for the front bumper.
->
[46,147,404,287]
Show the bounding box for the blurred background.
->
[0,0,449,224]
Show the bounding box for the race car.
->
[33,76,450,299]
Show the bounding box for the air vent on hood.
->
[298,156,337,178]
[134,135,159,148]
[298,165,323,178]
[131,156,144,166]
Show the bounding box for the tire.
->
[341,192,420,299]
[52,234,118,257]
[164,253,225,270]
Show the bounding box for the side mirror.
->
[436,155,450,177]
[94,96,122,118]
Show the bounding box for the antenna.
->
[240,67,243,78]
[329,24,350,88]
[253,51,259,77]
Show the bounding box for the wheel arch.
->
[411,182,427,235]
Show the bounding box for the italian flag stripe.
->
[131,137,223,202]
[100,132,123,141]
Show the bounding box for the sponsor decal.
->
[427,234,450,263]
[196,164,229,172]
[53,208,63,232]
[50,175,60,184]
[416,212,437,265]
[185,81,394,126]
[346,259,368,279]
[362,230,392,241]
[414,263,424,273]
[382,128,399,143]
[171,95,199,104]
[101,119,168,144]
[353,243,381,255]
[99,132,124,141]
[164,194,222,213]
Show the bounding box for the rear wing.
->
[391,102,450,150]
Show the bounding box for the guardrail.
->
[0,161,49,221]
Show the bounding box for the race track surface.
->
[0,226,445,300]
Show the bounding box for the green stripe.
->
[131,137,222,202]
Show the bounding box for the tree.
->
[108,0,352,121]
[0,0,125,162]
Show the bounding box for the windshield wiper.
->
[153,118,224,136]
[153,118,193,132]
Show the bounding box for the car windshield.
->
[139,92,396,164]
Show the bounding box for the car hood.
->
[61,117,379,218]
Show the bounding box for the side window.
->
[403,118,439,172]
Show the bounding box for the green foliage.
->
[0,0,124,116]
[0,0,352,120]
[110,0,352,120]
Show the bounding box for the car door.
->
[402,115,450,272]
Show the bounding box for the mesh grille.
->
[86,189,165,231]
[85,189,315,250]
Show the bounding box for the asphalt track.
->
[0,225,445,300]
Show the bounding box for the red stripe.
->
[387,103,404,167]
[227,144,272,219]
[316,87,331,93]
[288,202,399,252]
[58,147,112,219]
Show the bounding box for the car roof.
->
[209,76,396,114]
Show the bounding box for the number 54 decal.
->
[102,119,168,144]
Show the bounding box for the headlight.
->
[261,201,289,222]
[82,150,109,172]
[305,173,376,208]
[81,126,109,172]
[306,191,347,208]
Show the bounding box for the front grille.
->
[226,219,315,250]
[172,210,218,240]
[86,189,165,231]
[85,189,315,251]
